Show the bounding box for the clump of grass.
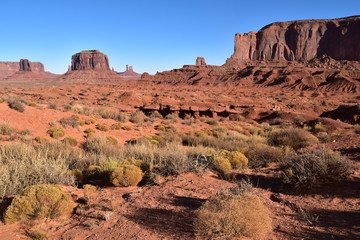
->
[117,112,129,123]
[106,135,118,145]
[110,164,143,187]
[59,115,80,128]
[0,143,75,200]
[47,127,65,139]
[4,184,74,224]
[123,125,132,131]
[7,99,25,112]
[194,189,272,239]
[282,148,353,188]
[96,123,109,132]
[63,136,78,147]
[71,104,84,114]
[206,119,219,126]
[85,118,96,125]
[84,128,96,138]
[94,107,119,119]
[111,122,122,130]
[267,128,318,150]
[83,184,98,200]
[0,121,14,135]
[34,136,49,144]
[129,111,146,124]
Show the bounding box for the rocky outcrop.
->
[19,59,31,71]
[196,57,206,66]
[116,65,141,78]
[228,15,360,63]
[71,50,110,71]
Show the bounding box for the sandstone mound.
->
[60,50,123,83]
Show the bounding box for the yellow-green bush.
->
[121,158,150,172]
[34,136,49,144]
[4,184,74,224]
[85,118,96,125]
[78,119,85,126]
[267,128,318,150]
[63,136,78,147]
[213,156,231,173]
[0,97,3,103]
[228,151,248,169]
[28,102,37,107]
[194,190,272,239]
[96,123,109,132]
[111,122,122,130]
[47,127,65,139]
[83,184,97,200]
[110,165,143,187]
[123,125,132,131]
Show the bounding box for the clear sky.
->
[0,0,358,74]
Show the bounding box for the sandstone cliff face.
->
[71,50,110,71]
[230,16,360,62]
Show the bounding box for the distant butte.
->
[60,50,123,83]
[116,65,141,79]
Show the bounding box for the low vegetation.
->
[194,188,272,239]
[4,184,74,224]
[282,148,353,188]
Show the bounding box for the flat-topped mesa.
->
[228,15,360,63]
[196,57,206,66]
[71,50,110,71]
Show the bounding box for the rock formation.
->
[228,15,360,63]
[19,59,31,71]
[196,57,206,66]
[0,61,44,72]
[116,65,141,78]
[60,50,123,83]
[71,50,110,71]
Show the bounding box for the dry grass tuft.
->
[194,189,272,239]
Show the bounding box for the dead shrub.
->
[282,148,353,188]
[267,128,318,150]
[94,107,119,119]
[4,184,74,224]
[59,115,80,128]
[96,123,109,132]
[194,190,272,239]
[0,121,14,135]
[0,143,75,200]
[7,99,25,112]
[129,111,146,124]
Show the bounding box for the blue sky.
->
[0,0,358,74]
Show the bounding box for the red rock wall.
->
[230,16,360,62]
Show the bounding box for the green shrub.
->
[96,123,109,132]
[282,148,353,188]
[47,127,65,139]
[268,128,318,150]
[63,136,78,147]
[7,99,25,112]
[194,190,272,239]
[4,184,74,224]
[110,165,143,187]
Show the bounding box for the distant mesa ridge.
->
[116,64,141,78]
[227,15,360,63]
[0,60,44,72]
